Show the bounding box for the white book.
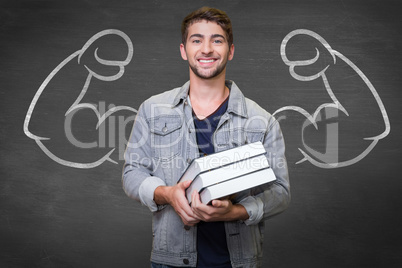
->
[199,167,276,205]
[185,154,269,203]
[177,141,266,184]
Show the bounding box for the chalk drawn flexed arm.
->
[24,29,136,168]
[274,29,390,168]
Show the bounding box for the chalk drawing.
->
[274,29,390,168]
[24,28,390,169]
[23,29,136,169]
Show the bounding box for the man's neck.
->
[188,70,228,103]
[188,70,229,119]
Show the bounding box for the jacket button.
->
[184,225,191,230]
[183,259,189,265]
[187,158,192,164]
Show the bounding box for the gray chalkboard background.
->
[1,0,402,267]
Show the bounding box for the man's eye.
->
[192,40,201,43]
[213,40,223,44]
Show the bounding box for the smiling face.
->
[180,20,234,80]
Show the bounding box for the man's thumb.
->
[179,180,192,189]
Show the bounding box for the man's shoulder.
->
[144,86,183,105]
[228,80,276,125]
[243,96,272,118]
[228,80,271,118]
[137,84,187,119]
[241,97,279,132]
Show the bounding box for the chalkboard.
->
[1,0,402,267]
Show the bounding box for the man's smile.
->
[197,58,218,66]
[199,59,215,63]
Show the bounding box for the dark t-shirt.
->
[192,96,232,268]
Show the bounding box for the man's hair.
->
[181,7,233,47]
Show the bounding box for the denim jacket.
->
[123,80,290,268]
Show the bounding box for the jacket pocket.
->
[244,129,265,144]
[150,115,183,161]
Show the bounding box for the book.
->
[185,154,269,203]
[177,141,266,184]
[198,167,276,205]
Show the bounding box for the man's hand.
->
[190,191,249,222]
[154,181,200,226]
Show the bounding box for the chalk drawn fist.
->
[275,29,390,168]
[24,29,136,168]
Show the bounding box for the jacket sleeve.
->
[122,102,166,212]
[239,118,291,225]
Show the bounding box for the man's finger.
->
[212,199,229,208]
[211,199,222,207]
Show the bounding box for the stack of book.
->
[177,141,277,204]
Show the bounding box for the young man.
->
[123,7,290,268]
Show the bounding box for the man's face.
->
[180,20,234,80]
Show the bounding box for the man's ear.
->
[228,44,235,61]
[180,43,188,60]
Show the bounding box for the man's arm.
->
[122,103,166,212]
[239,118,291,225]
[123,102,199,225]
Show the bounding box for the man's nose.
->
[201,41,213,54]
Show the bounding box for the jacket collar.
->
[172,80,248,118]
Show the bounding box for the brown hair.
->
[181,7,233,47]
